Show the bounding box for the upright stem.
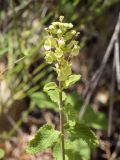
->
[59,81,65,160]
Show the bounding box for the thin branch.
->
[7,115,23,135]
[114,37,120,90]
[107,48,115,137]
[110,134,120,160]
[0,56,26,80]
[79,12,120,118]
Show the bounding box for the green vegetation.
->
[0,148,5,159]
[26,16,99,160]
[0,0,119,159]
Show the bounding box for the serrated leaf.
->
[64,74,81,88]
[57,59,72,81]
[64,104,77,123]
[69,123,99,149]
[82,106,107,130]
[65,149,83,160]
[43,82,58,92]
[30,92,58,112]
[26,124,60,154]
[53,143,62,160]
[65,139,90,160]
[47,90,67,103]
[53,140,84,160]
[53,143,69,160]
[65,92,107,130]
[0,148,5,159]
[43,82,66,103]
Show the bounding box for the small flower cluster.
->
[44,16,80,81]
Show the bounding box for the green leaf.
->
[65,149,83,160]
[53,143,69,160]
[65,93,77,107]
[57,60,72,81]
[43,82,58,92]
[63,27,77,40]
[44,82,66,103]
[53,140,85,160]
[64,74,81,88]
[82,106,108,130]
[65,139,90,160]
[47,90,67,103]
[0,148,5,159]
[64,104,77,123]
[69,123,99,149]
[30,92,58,112]
[26,124,60,154]
[53,142,80,160]
[53,143,62,160]
[65,92,107,130]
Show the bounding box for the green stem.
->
[59,81,65,160]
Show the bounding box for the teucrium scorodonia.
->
[26,16,99,160]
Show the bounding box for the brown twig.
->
[114,37,120,90]
[107,48,115,137]
[7,115,23,135]
[110,134,120,160]
[0,56,26,80]
[79,12,120,118]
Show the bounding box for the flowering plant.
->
[26,16,99,160]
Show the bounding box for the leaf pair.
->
[26,123,98,158]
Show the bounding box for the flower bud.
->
[57,38,65,47]
[44,51,55,64]
[44,39,51,50]
[59,16,64,22]
[57,29,62,34]
[52,22,59,26]
[49,25,54,30]
[55,48,63,58]
[68,23,73,28]
[71,30,76,35]
[71,45,80,56]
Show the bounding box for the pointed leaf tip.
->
[64,74,81,88]
[43,82,58,92]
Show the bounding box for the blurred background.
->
[0,0,120,159]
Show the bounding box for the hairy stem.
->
[59,81,65,160]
